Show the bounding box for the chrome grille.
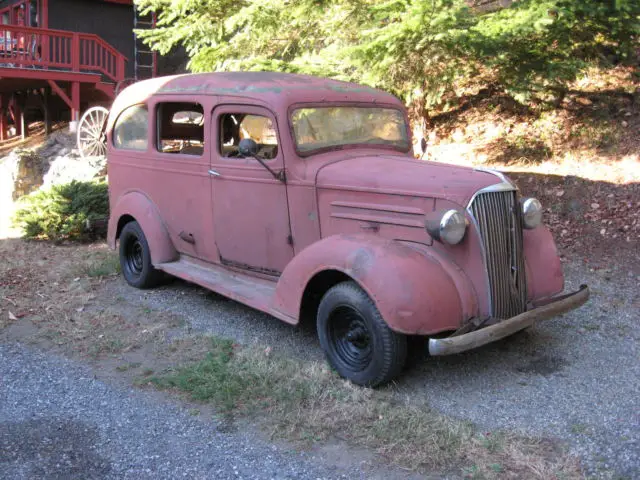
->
[470,190,527,319]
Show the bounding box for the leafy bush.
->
[13,180,109,241]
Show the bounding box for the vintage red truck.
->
[106,72,589,386]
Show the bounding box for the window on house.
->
[157,102,204,156]
[113,104,148,151]
[219,113,278,159]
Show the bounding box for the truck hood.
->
[315,154,502,207]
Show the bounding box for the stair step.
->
[156,257,294,323]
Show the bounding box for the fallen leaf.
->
[556,190,565,197]
[8,311,17,321]
[591,203,600,209]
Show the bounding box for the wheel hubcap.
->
[125,238,143,276]
[328,306,373,371]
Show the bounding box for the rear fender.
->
[274,234,470,335]
[107,191,178,265]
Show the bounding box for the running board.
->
[155,257,295,324]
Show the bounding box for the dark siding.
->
[49,0,135,78]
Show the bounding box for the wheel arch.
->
[298,269,353,327]
[115,214,135,240]
[107,191,178,265]
[273,234,468,335]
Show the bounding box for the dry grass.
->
[0,239,180,357]
[148,337,583,478]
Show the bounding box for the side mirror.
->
[420,137,428,154]
[238,138,259,157]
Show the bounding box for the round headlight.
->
[522,197,543,229]
[439,209,467,245]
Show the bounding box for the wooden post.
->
[41,0,49,28]
[12,95,22,138]
[15,92,28,140]
[20,107,26,140]
[69,80,80,133]
[0,95,6,141]
[71,33,80,72]
[40,87,51,135]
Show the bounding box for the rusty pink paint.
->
[107,72,573,338]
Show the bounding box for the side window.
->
[113,104,148,151]
[157,102,204,156]
[219,113,278,160]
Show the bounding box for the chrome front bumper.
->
[428,285,590,356]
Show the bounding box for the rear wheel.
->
[317,281,407,387]
[119,221,163,289]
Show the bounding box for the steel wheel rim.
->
[77,106,109,159]
[124,237,144,277]
[327,305,373,372]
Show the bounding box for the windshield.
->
[291,107,409,153]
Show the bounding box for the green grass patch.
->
[147,337,581,477]
[84,252,120,278]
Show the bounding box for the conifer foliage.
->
[136,0,639,109]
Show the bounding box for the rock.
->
[3,149,48,200]
[43,155,106,188]
[564,198,585,218]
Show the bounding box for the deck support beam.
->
[47,79,81,133]
[47,80,72,109]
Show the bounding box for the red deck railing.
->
[0,24,126,83]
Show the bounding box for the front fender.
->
[273,234,468,335]
[524,225,564,302]
[107,191,178,265]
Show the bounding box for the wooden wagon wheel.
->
[77,106,109,159]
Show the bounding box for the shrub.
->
[13,180,109,241]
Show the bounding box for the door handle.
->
[208,169,221,177]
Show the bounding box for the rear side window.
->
[113,104,148,151]
[157,102,204,156]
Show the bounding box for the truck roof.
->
[112,72,403,115]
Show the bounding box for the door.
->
[210,104,293,275]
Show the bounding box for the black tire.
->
[317,281,407,387]
[119,221,163,289]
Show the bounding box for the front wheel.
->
[317,281,407,387]
[119,221,163,289]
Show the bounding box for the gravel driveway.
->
[1,343,415,480]
[110,259,640,479]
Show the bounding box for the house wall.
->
[49,0,135,77]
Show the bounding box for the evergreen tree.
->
[135,0,639,110]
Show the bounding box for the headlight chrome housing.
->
[521,197,543,229]
[426,209,468,245]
